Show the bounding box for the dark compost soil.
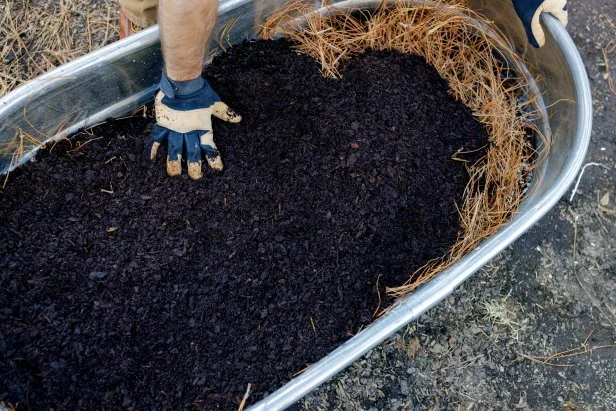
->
[0,40,488,409]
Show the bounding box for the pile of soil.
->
[0,40,488,409]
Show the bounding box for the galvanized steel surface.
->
[0,1,591,410]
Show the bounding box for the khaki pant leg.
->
[119,0,159,28]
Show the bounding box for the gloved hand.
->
[148,73,241,180]
[513,0,568,48]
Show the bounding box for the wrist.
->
[160,71,205,99]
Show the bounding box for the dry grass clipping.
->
[520,331,616,367]
[0,0,118,97]
[602,40,616,96]
[482,296,524,340]
[262,0,543,297]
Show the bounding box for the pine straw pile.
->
[0,0,118,97]
[262,0,543,297]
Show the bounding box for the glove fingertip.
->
[228,111,242,123]
[207,155,224,171]
[188,161,203,180]
[167,155,182,177]
[147,142,161,161]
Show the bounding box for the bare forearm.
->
[159,0,218,81]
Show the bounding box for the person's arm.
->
[513,0,568,48]
[148,0,241,180]
[159,0,216,81]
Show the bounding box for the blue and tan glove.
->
[513,0,568,48]
[148,73,241,180]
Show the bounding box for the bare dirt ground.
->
[0,1,614,410]
[301,1,616,409]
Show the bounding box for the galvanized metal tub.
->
[0,0,591,409]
